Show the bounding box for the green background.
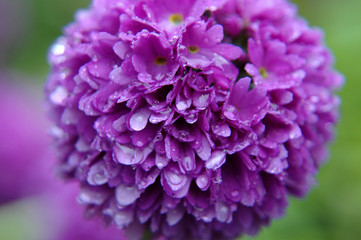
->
[1,0,360,239]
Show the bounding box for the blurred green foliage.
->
[8,0,90,76]
[2,0,360,239]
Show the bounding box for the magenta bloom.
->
[45,0,343,239]
[0,74,127,240]
[0,77,52,204]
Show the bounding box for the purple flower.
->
[245,38,306,90]
[0,76,52,204]
[132,31,179,82]
[179,21,243,68]
[0,74,127,240]
[45,0,343,239]
[139,0,226,38]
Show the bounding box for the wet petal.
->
[205,151,226,170]
[113,144,136,165]
[115,184,141,206]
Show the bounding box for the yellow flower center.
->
[169,13,184,25]
[260,67,268,79]
[154,56,167,66]
[188,45,200,54]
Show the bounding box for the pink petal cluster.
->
[45,0,343,239]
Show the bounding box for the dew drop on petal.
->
[195,135,211,161]
[78,188,108,205]
[113,144,135,165]
[196,174,210,190]
[216,202,230,223]
[130,108,151,131]
[166,206,185,226]
[265,158,284,174]
[184,156,193,171]
[168,173,183,185]
[289,125,302,139]
[50,126,65,138]
[213,123,231,137]
[87,162,108,185]
[223,105,238,121]
[193,93,209,109]
[164,169,187,192]
[206,151,226,170]
[50,86,68,105]
[156,154,169,169]
[176,101,188,111]
[51,42,66,56]
[114,210,134,227]
[115,184,141,206]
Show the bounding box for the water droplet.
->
[224,105,237,120]
[51,42,65,55]
[50,126,64,138]
[129,108,150,131]
[93,173,107,185]
[115,185,141,207]
[198,94,209,105]
[135,140,144,147]
[168,173,183,185]
[138,181,146,189]
[176,101,188,111]
[196,175,209,189]
[60,68,70,80]
[216,202,230,223]
[50,86,68,105]
[87,162,108,186]
[289,126,301,139]
[213,123,231,137]
[184,156,193,171]
[206,151,226,169]
[156,154,169,169]
[114,144,135,165]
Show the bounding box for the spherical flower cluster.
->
[45,0,343,239]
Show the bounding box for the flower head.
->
[45,0,343,239]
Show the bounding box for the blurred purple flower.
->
[0,74,127,240]
[0,76,52,204]
[45,0,343,239]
